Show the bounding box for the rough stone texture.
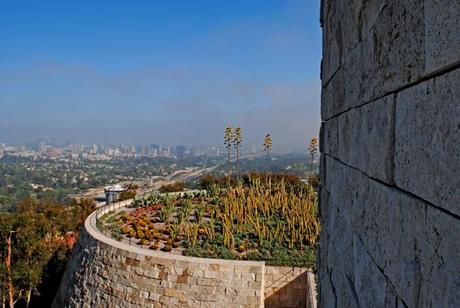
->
[54,204,316,307]
[320,0,460,307]
[395,68,460,216]
[322,156,460,307]
[323,95,395,183]
[321,0,426,120]
[425,0,460,74]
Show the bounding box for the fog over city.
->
[0,1,321,152]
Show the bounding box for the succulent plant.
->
[139,239,149,246]
[150,242,160,250]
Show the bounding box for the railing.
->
[90,198,134,236]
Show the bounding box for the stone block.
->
[218,263,235,272]
[197,277,217,286]
[321,0,383,85]
[324,95,395,183]
[195,292,217,302]
[318,199,357,308]
[395,68,460,216]
[425,0,460,74]
[419,206,460,307]
[322,0,425,120]
[237,288,256,296]
[369,0,425,95]
[321,67,345,120]
[163,288,186,300]
[203,270,221,279]
[321,0,341,85]
[351,234,396,307]
[240,273,256,280]
[234,265,251,273]
[324,157,423,307]
[320,169,401,307]
[323,156,460,307]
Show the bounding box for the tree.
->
[308,137,318,174]
[233,127,243,180]
[118,183,138,201]
[224,127,233,176]
[0,219,15,308]
[263,134,272,172]
[0,212,48,308]
[159,182,185,193]
[0,198,95,307]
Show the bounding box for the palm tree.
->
[233,127,243,180]
[308,137,318,174]
[224,127,233,176]
[263,134,272,173]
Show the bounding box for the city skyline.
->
[0,0,321,151]
[0,138,305,158]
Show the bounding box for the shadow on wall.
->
[265,270,309,308]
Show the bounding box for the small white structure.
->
[104,184,125,205]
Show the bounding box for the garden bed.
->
[97,175,320,267]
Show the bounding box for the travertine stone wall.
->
[320,0,459,307]
[53,214,265,308]
[54,204,316,307]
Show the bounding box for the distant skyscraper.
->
[175,145,186,160]
[140,145,147,156]
[38,141,46,153]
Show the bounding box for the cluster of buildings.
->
[0,140,264,161]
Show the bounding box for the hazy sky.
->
[0,0,321,151]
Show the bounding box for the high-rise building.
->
[175,145,186,160]
[38,141,46,153]
[140,145,147,156]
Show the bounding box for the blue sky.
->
[0,0,321,151]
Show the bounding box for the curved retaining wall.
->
[54,200,316,307]
[53,204,265,307]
